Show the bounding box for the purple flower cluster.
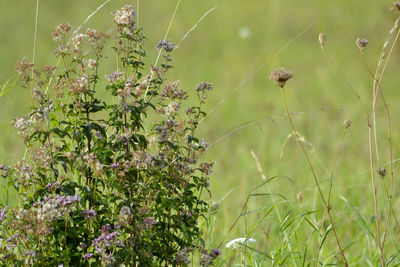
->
[46,181,60,189]
[83,253,94,259]
[195,81,213,93]
[143,216,156,229]
[81,209,97,219]
[91,226,123,261]
[0,208,7,224]
[101,224,112,232]
[106,71,124,84]
[156,40,175,53]
[0,164,10,177]
[36,194,81,222]
[110,163,120,169]
[53,195,81,208]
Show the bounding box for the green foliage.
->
[0,75,18,99]
[0,5,218,266]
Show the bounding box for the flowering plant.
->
[0,5,217,266]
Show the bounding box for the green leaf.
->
[0,75,18,98]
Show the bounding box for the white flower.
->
[88,59,97,68]
[226,237,256,249]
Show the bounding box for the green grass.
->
[2,0,400,265]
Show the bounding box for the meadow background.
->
[1,0,400,265]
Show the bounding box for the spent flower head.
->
[377,168,387,178]
[269,68,293,88]
[343,120,352,129]
[356,38,368,52]
[392,2,400,11]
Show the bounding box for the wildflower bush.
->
[0,5,219,266]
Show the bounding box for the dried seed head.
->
[296,192,304,203]
[377,168,387,178]
[356,38,368,52]
[269,68,293,88]
[51,24,71,41]
[343,120,351,129]
[319,33,327,47]
[392,2,400,11]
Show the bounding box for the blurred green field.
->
[2,0,400,265]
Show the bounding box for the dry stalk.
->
[279,87,349,266]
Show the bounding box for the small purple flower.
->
[80,242,87,249]
[101,224,112,233]
[47,181,61,189]
[210,248,222,258]
[0,209,7,224]
[195,81,213,93]
[110,163,120,169]
[106,71,124,83]
[0,164,4,170]
[143,216,156,229]
[156,40,175,53]
[54,195,81,207]
[83,253,94,259]
[81,209,97,219]
[95,131,104,141]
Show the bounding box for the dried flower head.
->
[343,120,351,129]
[319,33,327,47]
[356,38,368,52]
[51,24,71,41]
[269,68,293,88]
[112,5,137,26]
[392,2,400,11]
[377,168,387,178]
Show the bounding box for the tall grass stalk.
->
[279,86,349,266]
[361,52,394,255]
[361,22,400,266]
[327,128,348,211]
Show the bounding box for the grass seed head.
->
[319,33,327,47]
[269,68,293,88]
[296,192,304,203]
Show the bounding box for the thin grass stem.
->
[327,129,347,210]
[361,53,394,255]
[279,87,348,266]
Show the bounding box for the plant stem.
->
[280,87,348,266]
[328,130,347,209]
